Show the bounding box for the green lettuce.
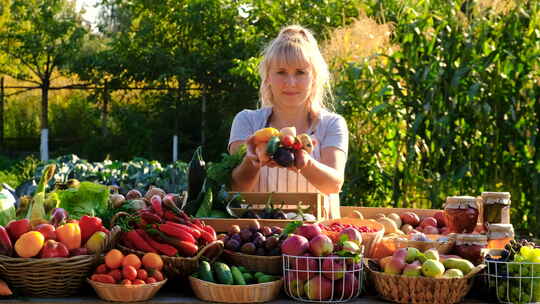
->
[56,181,110,219]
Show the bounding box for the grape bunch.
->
[504,239,537,261]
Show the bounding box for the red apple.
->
[420,217,438,228]
[338,227,362,246]
[35,224,57,240]
[40,239,69,258]
[434,211,446,228]
[282,234,309,256]
[400,212,420,227]
[304,275,333,300]
[321,255,347,280]
[309,234,333,257]
[284,273,306,297]
[334,272,359,299]
[296,224,322,240]
[289,253,318,280]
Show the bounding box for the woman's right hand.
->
[245,136,278,168]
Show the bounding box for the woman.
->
[228,25,348,219]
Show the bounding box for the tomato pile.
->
[318,222,378,233]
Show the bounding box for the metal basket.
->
[486,259,540,304]
[282,254,364,303]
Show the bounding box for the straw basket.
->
[0,226,121,297]
[222,250,282,275]
[395,237,455,254]
[366,260,485,304]
[117,240,223,278]
[318,218,384,258]
[189,276,283,303]
[87,278,167,302]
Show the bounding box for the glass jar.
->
[444,196,479,234]
[455,234,487,265]
[487,224,514,249]
[482,192,511,225]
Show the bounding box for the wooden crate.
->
[340,206,441,219]
[200,192,324,233]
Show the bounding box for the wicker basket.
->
[222,250,282,275]
[0,226,120,297]
[117,240,223,278]
[366,260,485,304]
[395,237,455,254]
[87,278,167,302]
[189,276,283,303]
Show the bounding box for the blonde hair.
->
[258,25,333,113]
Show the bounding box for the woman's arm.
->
[297,146,346,195]
[229,140,261,192]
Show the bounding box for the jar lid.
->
[456,233,488,245]
[445,196,479,209]
[487,224,514,239]
[482,192,511,205]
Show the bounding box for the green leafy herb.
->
[282,220,303,237]
[206,145,246,189]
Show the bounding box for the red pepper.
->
[147,229,198,257]
[202,225,217,241]
[0,226,13,256]
[125,230,157,253]
[165,221,201,239]
[6,219,31,242]
[136,229,177,257]
[79,216,103,244]
[99,226,110,234]
[150,195,164,217]
[158,223,196,243]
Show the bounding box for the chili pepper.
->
[187,222,204,232]
[56,222,81,250]
[192,219,205,228]
[199,229,216,243]
[150,195,164,217]
[202,225,217,241]
[178,210,191,223]
[0,226,13,256]
[136,229,177,256]
[139,211,162,224]
[163,211,186,224]
[79,215,103,244]
[147,229,198,257]
[158,223,196,243]
[125,230,157,253]
[121,233,136,249]
[165,221,201,239]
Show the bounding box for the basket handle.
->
[464,263,486,279]
[196,240,224,263]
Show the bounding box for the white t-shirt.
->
[228,107,348,219]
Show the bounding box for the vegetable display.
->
[252,127,314,168]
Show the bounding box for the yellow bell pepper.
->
[56,223,81,250]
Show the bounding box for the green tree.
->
[0,0,87,161]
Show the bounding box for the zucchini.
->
[242,272,254,284]
[214,262,234,285]
[231,266,246,285]
[199,261,215,283]
[257,274,277,284]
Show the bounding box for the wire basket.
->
[486,259,540,304]
[282,254,364,303]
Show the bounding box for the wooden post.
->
[40,81,49,161]
[0,77,4,147]
[102,80,109,137]
[173,88,179,162]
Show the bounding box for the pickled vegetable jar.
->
[481,192,510,225]
[444,196,479,234]
[487,224,514,249]
[455,234,487,265]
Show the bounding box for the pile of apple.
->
[369,210,448,236]
[379,247,474,279]
[280,223,363,301]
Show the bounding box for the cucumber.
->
[237,266,248,273]
[257,274,277,283]
[266,136,280,156]
[254,271,265,279]
[231,266,246,285]
[242,272,254,284]
[214,262,234,285]
[199,261,215,283]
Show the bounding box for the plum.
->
[273,147,295,167]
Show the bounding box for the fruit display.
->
[485,240,540,303]
[89,250,166,285]
[194,260,280,285]
[0,211,110,258]
[281,223,363,301]
[252,127,314,167]
[354,210,448,236]
[221,221,284,256]
[376,247,474,278]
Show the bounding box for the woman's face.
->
[267,59,313,109]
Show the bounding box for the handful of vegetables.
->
[253,127,314,168]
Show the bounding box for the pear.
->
[405,247,420,263]
[421,260,445,278]
[403,261,422,277]
[443,269,464,278]
[423,248,440,261]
